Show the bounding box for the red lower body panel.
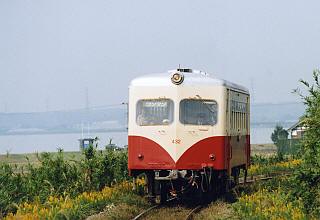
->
[176,136,227,169]
[128,135,250,171]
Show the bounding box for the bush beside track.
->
[233,70,320,220]
[0,146,143,219]
[5,181,148,220]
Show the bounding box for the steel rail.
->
[132,204,160,220]
[132,197,177,220]
[185,205,203,220]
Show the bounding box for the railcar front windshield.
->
[136,99,174,126]
[180,99,218,126]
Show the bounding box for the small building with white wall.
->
[287,120,307,139]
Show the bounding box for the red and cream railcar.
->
[128,69,250,202]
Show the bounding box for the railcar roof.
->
[130,70,249,93]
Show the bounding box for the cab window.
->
[180,99,217,125]
[136,99,174,126]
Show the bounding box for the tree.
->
[271,125,289,144]
[292,69,320,216]
[271,125,289,158]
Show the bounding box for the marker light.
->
[209,154,216,161]
[171,72,184,85]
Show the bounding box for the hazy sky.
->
[0,0,319,113]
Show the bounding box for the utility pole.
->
[85,87,90,137]
[85,87,89,110]
[122,102,128,130]
[250,77,255,104]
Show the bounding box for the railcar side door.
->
[229,90,249,169]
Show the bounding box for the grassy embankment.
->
[250,143,277,156]
[1,143,306,220]
[0,151,83,165]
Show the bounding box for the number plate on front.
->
[172,139,181,144]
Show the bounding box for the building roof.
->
[287,118,306,131]
[78,138,95,141]
[130,69,249,93]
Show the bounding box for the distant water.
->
[0,132,128,155]
[250,126,274,144]
[0,127,275,154]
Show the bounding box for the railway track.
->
[132,204,161,220]
[132,173,289,220]
[132,203,204,220]
[185,205,204,220]
[239,172,292,185]
[132,197,178,220]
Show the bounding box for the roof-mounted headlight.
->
[171,72,184,85]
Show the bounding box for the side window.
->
[230,98,248,132]
[180,99,218,126]
[136,99,174,126]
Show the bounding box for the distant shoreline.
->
[0,128,127,136]
[0,121,295,136]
